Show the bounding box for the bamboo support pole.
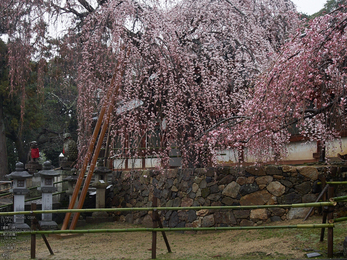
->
[330,195,347,202]
[317,181,347,185]
[331,216,347,223]
[1,224,334,236]
[0,201,337,216]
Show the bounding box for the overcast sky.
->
[291,0,327,15]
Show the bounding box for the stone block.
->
[218,175,235,185]
[240,219,254,226]
[269,208,286,216]
[202,215,215,227]
[167,169,178,179]
[222,197,234,205]
[222,181,240,198]
[295,181,311,195]
[256,176,273,186]
[207,194,221,201]
[200,179,207,189]
[214,211,237,225]
[197,209,209,217]
[270,216,282,222]
[265,166,282,176]
[187,210,197,223]
[302,193,318,203]
[287,208,310,220]
[201,188,210,198]
[236,177,247,185]
[282,165,297,173]
[278,192,302,204]
[233,210,250,219]
[142,214,153,228]
[181,197,193,207]
[169,211,179,227]
[211,201,222,206]
[192,218,201,228]
[297,167,319,180]
[280,179,293,188]
[245,166,266,176]
[246,177,255,184]
[173,197,181,207]
[267,181,286,196]
[178,211,188,221]
[194,176,204,184]
[239,183,259,196]
[250,209,269,220]
[192,183,199,193]
[195,168,208,175]
[209,184,219,193]
[240,190,272,206]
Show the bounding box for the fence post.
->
[327,186,335,258]
[30,203,36,259]
[320,176,327,242]
[152,196,158,259]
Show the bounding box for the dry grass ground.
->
[2,216,347,259]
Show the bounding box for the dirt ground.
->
[2,217,346,260]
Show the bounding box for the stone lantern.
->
[36,161,60,229]
[91,166,111,218]
[6,162,32,230]
[63,172,79,208]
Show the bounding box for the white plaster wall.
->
[145,158,161,168]
[282,141,317,161]
[216,149,238,164]
[113,159,126,169]
[113,138,347,168]
[128,159,143,169]
[326,137,347,157]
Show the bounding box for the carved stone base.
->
[39,220,58,230]
[25,162,42,174]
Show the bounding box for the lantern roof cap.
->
[37,161,60,177]
[6,162,32,179]
[94,166,112,174]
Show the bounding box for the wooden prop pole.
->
[69,53,125,230]
[62,51,125,230]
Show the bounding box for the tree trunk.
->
[0,103,9,180]
[15,131,26,164]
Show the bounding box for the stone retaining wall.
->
[109,165,347,228]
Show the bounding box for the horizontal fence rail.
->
[0,224,335,236]
[2,196,346,259]
[330,195,347,202]
[0,180,67,198]
[330,216,347,223]
[0,191,66,209]
[0,201,337,216]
